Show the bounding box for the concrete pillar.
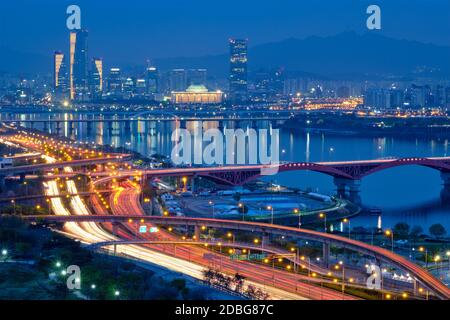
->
[333,177,348,196]
[194,225,201,241]
[348,180,361,193]
[441,172,450,187]
[333,178,361,196]
[322,243,330,268]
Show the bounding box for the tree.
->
[393,222,410,239]
[233,192,241,203]
[429,224,447,238]
[410,225,423,238]
[232,273,246,293]
[202,269,215,284]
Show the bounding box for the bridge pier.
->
[441,172,450,187]
[124,121,131,132]
[333,178,361,198]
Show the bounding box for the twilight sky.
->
[1,0,449,65]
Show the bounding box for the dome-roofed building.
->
[171,84,223,104]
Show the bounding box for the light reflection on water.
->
[3,113,450,232]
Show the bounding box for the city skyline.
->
[1,0,450,71]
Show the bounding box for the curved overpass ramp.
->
[23,214,450,299]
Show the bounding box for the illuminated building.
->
[54,51,68,99]
[145,66,159,95]
[229,38,248,103]
[297,98,362,110]
[187,69,207,86]
[170,69,187,92]
[69,29,89,101]
[171,85,223,104]
[107,68,122,98]
[89,57,103,100]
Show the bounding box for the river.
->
[2,112,449,234]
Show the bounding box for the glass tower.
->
[229,38,248,104]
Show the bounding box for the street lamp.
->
[209,201,215,218]
[227,232,235,243]
[385,230,394,252]
[293,208,301,228]
[335,261,346,298]
[319,213,327,232]
[238,203,245,221]
[267,206,274,224]
[419,246,428,267]
[434,255,441,270]
[182,177,187,192]
[342,218,351,238]
[446,251,450,269]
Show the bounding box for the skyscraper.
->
[169,69,187,92]
[107,68,123,98]
[70,29,89,100]
[229,38,248,104]
[187,69,207,86]
[145,66,159,95]
[89,58,103,100]
[54,51,68,100]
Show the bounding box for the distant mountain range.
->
[1,32,450,79]
[155,32,450,79]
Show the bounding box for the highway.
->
[102,181,357,300]
[5,131,449,300]
[36,155,310,299]
[28,212,450,299]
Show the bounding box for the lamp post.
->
[182,176,187,192]
[419,246,428,267]
[300,255,311,277]
[319,213,327,232]
[1,249,7,261]
[238,202,245,221]
[293,208,301,228]
[267,206,274,224]
[342,218,351,238]
[434,255,441,271]
[385,229,394,252]
[446,251,450,269]
[209,201,215,218]
[334,261,345,298]
[227,232,235,244]
[11,200,16,215]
